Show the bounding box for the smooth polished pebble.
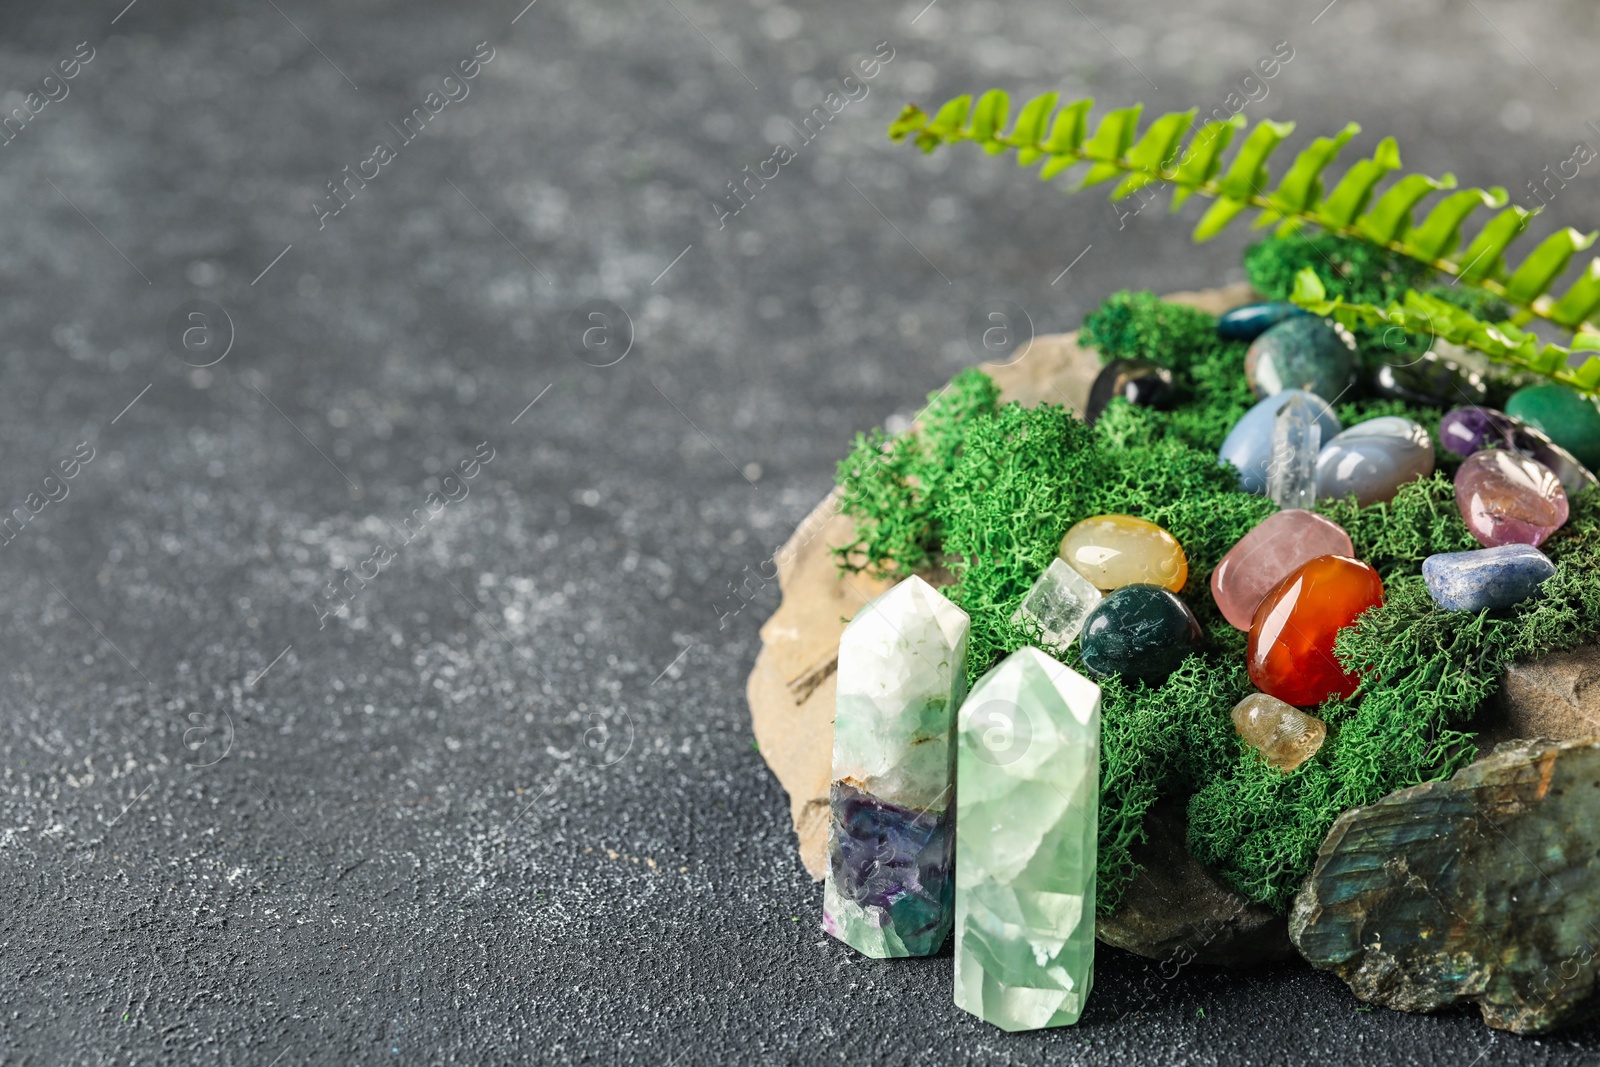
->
[1219,389,1343,495]
[1059,514,1188,593]
[1438,406,1598,496]
[1454,450,1569,548]
[1372,345,1488,407]
[1231,693,1326,771]
[1505,383,1600,472]
[1084,358,1176,425]
[1079,584,1203,685]
[1210,509,1355,630]
[1245,316,1357,401]
[1247,554,1384,707]
[1314,416,1435,507]
[1422,544,1556,612]
[1216,301,1310,342]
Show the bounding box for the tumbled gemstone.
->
[1315,416,1435,507]
[1231,692,1326,771]
[1266,392,1322,511]
[1438,406,1598,496]
[1245,316,1357,402]
[1247,555,1384,707]
[1454,450,1569,548]
[1216,301,1311,341]
[1059,514,1187,593]
[1505,383,1600,472]
[1422,544,1556,612]
[1084,358,1176,425]
[1011,558,1103,651]
[1219,390,1342,495]
[954,647,1101,1030]
[1079,584,1203,685]
[824,575,969,957]
[1371,344,1488,407]
[1210,509,1355,630]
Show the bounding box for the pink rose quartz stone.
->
[1210,509,1356,630]
[1455,450,1569,548]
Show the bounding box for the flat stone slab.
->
[1291,737,1600,1033]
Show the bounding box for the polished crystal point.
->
[823,575,970,958]
[1266,392,1322,510]
[954,647,1101,1031]
[1010,559,1103,651]
[1231,693,1326,771]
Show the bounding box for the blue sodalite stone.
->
[1217,301,1311,341]
[1422,544,1556,612]
[1245,316,1357,401]
[825,779,954,950]
[1219,389,1343,494]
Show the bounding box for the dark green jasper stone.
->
[1084,358,1176,425]
[1216,301,1310,342]
[1078,584,1203,685]
[1245,316,1357,402]
[1506,383,1600,472]
[1373,347,1488,407]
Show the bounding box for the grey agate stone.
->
[1423,544,1556,612]
[1315,416,1434,506]
[1219,389,1342,495]
[1245,316,1357,402]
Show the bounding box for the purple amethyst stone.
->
[1439,406,1598,496]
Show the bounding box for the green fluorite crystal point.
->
[823,574,970,958]
[954,646,1101,1031]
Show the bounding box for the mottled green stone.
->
[1506,383,1600,473]
[1291,738,1600,1034]
[1077,584,1203,685]
[954,647,1101,1031]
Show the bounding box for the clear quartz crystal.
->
[1267,392,1323,511]
[1010,559,1104,650]
[954,648,1102,1031]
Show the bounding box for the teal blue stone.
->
[1219,390,1342,494]
[1422,544,1555,612]
[1078,584,1202,685]
[1245,317,1357,402]
[1217,301,1310,342]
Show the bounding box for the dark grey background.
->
[3,0,1599,1063]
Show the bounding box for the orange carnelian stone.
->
[1246,554,1384,707]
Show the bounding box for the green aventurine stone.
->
[1506,383,1600,473]
[954,647,1102,1031]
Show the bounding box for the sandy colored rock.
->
[748,284,1257,879]
[1479,643,1600,752]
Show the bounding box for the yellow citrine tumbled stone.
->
[1230,693,1326,772]
[1059,514,1188,593]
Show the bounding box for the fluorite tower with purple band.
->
[954,647,1102,1031]
[822,574,970,957]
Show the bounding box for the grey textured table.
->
[4,0,1600,1062]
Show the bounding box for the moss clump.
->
[1245,233,1430,306]
[828,272,1600,913]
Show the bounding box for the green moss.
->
[829,280,1600,914]
[1245,233,1430,306]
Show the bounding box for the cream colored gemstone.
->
[1231,693,1326,772]
[1059,514,1188,593]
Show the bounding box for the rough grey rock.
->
[1291,738,1600,1034]
[1098,801,1294,967]
[1477,643,1600,754]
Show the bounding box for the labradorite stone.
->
[1422,544,1555,612]
[1291,738,1600,1034]
[1216,301,1310,342]
[1084,358,1176,425]
[1078,584,1202,685]
[1372,347,1488,407]
[1506,383,1600,472]
[1244,316,1357,402]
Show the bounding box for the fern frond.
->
[1290,268,1600,392]
[890,92,1600,351]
